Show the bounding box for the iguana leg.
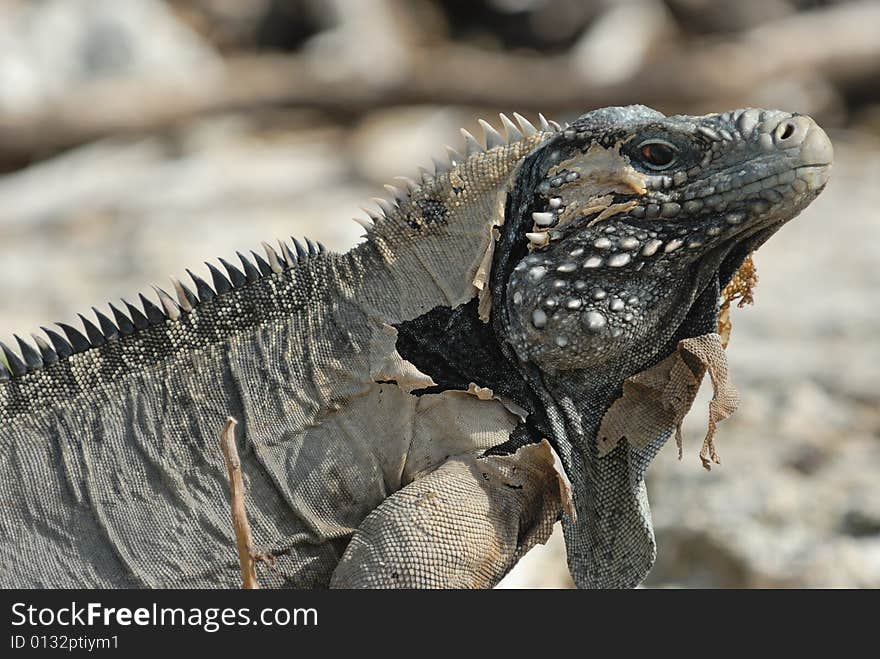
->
[330,440,571,589]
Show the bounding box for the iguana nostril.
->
[778,122,796,141]
[762,115,835,169]
[771,116,811,149]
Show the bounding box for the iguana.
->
[0,105,832,589]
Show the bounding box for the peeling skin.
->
[370,324,437,392]
[474,188,509,322]
[361,326,524,485]
[465,382,494,400]
[304,343,524,494]
[587,200,639,226]
[596,333,739,470]
[551,143,647,229]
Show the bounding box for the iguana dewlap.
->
[0,107,832,588]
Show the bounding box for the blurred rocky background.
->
[1,0,878,588]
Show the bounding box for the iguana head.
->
[502,105,832,373]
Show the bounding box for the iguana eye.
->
[638,140,677,170]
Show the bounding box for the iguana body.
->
[0,107,832,588]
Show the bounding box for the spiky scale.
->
[170,277,197,312]
[122,299,150,331]
[513,112,537,136]
[251,250,272,277]
[360,207,382,223]
[92,307,119,340]
[56,323,91,353]
[384,184,407,203]
[306,238,318,256]
[78,313,105,347]
[538,113,552,131]
[460,128,484,156]
[432,157,450,175]
[478,119,504,149]
[446,146,464,166]
[205,263,232,295]
[139,293,166,325]
[352,217,373,232]
[258,242,282,274]
[373,197,395,216]
[237,252,261,283]
[317,241,327,254]
[1,341,27,376]
[393,176,419,192]
[14,335,42,370]
[417,166,433,184]
[292,237,309,261]
[500,113,523,142]
[32,334,58,366]
[42,327,73,357]
[108,303,136,335]
[187,269,216,301]
[219,258,247,288]
[279,240,297,268]
[152,286,181,321]
[0,361,9,381]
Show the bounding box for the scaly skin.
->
[0,107,831,588]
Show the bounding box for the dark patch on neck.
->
[392,298,548,457]
[392,299,532,406]
[391,140,562,403]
